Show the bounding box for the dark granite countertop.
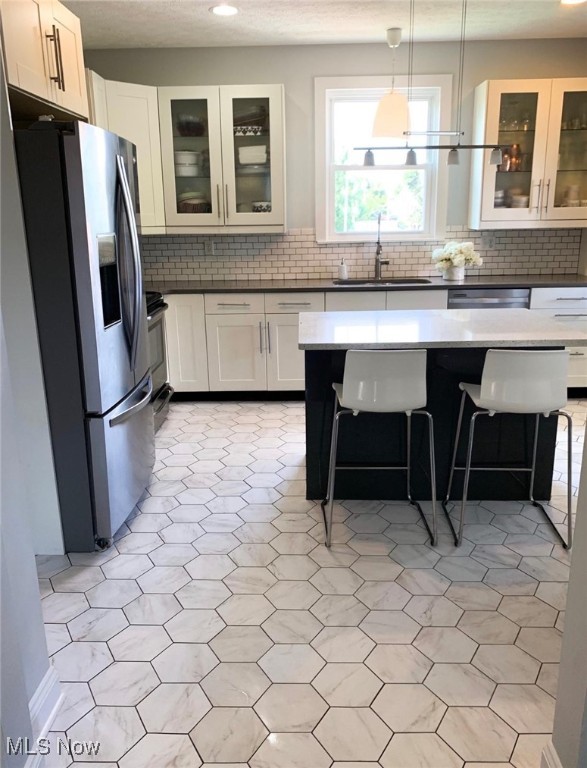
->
[146,274,587,294]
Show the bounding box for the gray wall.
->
[0,61,56,762]
[86,38,587,229]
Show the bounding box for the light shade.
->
[405,148,417,166]
[490,147,503,165]
[364,149,375,166]
[373,91,410,138]
[561,0,587,5]
[210,4,238,15]
[447,148,460,166]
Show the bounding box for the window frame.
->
[315,74,452,243]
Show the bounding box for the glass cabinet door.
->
[159,87,223,227]
[220,85,285,225]
[481,81,551,222]
[544,80,587,219]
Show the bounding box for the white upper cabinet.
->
[48,0,87,116]
[158,84,286,233]
[1,0,50,101]
[1,0,88,117]
[86,71,166,233]
[469,78,587,229]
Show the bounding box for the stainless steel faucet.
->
[374,213,389,280]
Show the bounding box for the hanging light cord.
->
[407,0,415,108]
[456,0,468,139]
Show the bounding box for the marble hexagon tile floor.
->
[37,398,586,768]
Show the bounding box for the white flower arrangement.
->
[431,241,483,272]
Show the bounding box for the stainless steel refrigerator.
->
[15,120,154,552]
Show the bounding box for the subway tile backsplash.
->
[141,226,581,282]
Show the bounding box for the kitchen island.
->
[300,308,587,501]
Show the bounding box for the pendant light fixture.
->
[372,28,410,138]
[360,0,504,168]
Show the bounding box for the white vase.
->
[443,265,465,281]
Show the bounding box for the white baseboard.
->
[25,666,62,768]
[542,740,564,768]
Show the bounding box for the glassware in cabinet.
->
[493,91,539,211]
[553,89,587,209]
[170,98,212,215]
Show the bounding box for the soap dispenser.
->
[338,259,348,280]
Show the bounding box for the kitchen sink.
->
[332,278,432,286]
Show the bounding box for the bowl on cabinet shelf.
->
[176,115,206,137]
[177,193,211,214]
[252,201,271,213]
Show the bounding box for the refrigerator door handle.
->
[110,377,153,428]
[116,154,142,372]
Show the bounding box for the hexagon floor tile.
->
[37,399,582,766]
[314,707,391,762]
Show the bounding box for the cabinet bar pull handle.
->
[570,352,585,356]
[259,321,263,354]
[216,184,222,220]
[277,302,312,306]
[543,179,551,213]
[225,185,229,220]
[532,179,542,213]
[217,302,251,307]
[267,321,271,354]
[554,313,587,317]
[55,26,65,90]
[556,297,587,301]
[46,26,61,86]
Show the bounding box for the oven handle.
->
[147,302,169,323]
[154,385,174,416]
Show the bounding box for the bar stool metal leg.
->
[402,411,438,546]
[413,410,438,546]
[529,411,573,550]
[457,410,485,546]
[323,409,342,548]
[442,389,467,544]
[405,412,413,505]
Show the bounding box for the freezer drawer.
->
[88,374,154,543]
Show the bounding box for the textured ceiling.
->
[64,0,587,49]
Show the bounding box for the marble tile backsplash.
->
[141,226,581,282]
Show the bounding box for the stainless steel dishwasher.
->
[447,287,530,309]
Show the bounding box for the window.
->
[315,75,452,243]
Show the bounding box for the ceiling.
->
[64,0,587,49]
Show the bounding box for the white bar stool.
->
[321,349,437,548]
[443,349,573,549]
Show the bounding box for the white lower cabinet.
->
[164,294,209,392]
[206,314,267,391]
[386,289,448,309]
[530,288,587,387]
[266,314,305,390]
[325,291,386,311]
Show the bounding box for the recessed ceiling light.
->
[561,0,587,5]
[210,4,238,15]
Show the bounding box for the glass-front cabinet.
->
[159,85,285,232]
[469,78,587,229]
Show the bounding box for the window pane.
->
[333,97,431,166]
[334,169,425,234]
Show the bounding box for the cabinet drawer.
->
[386,289,448,310]
[530,287,587,309]
[265,292,324,313]
[325,291,386,311]
[569,347,587,386]
[205,293,265,314]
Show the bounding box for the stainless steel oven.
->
[146,291,173,431]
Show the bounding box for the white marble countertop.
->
[298,308,587,349]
